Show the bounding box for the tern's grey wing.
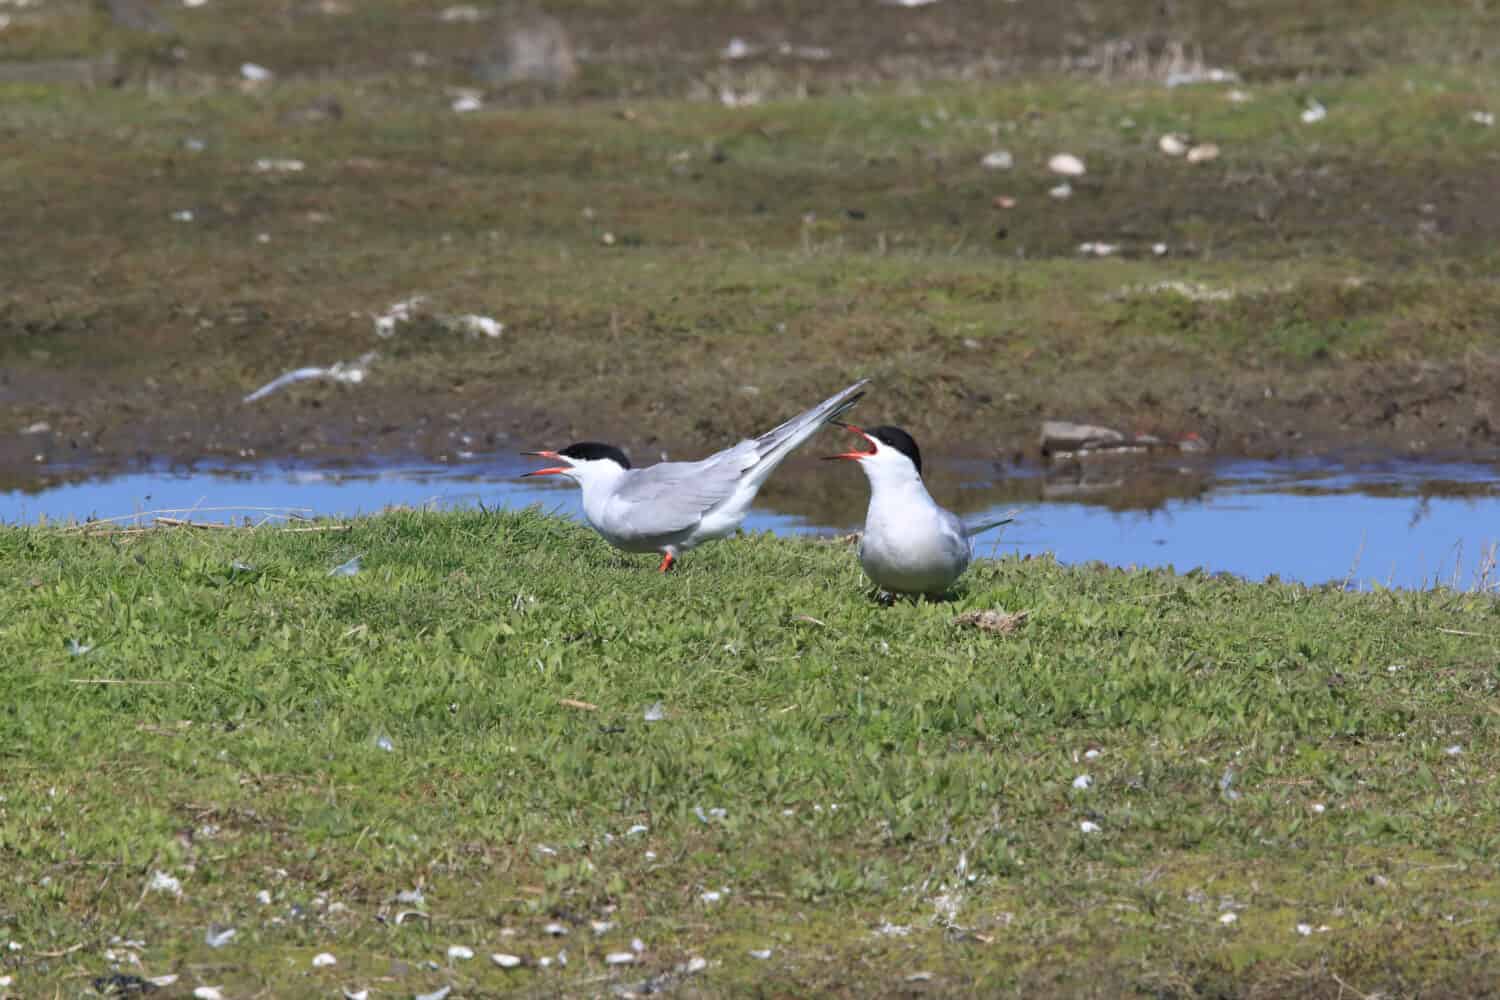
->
[609,457,745,537]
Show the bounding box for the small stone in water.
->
[492,953,522,969]
[312,952,337,967]
[447,945,474,961]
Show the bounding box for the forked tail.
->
[964,510,1019,539]
[750,377,870,471]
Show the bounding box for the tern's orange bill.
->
[821,423,876,461]
[522,450,567,476]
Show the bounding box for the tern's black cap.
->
[558,442,631,469]
[869,425,921,473]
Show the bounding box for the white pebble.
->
[1079,820,1101,834]
[148,870,183,896]
[240,62,273,81]
[193,989,224,1000]
[686,956,708,973]
[1311,803,1326,814]
[1296,922,1312,936]
[632,937,645,953]
[543,922,568,936]
[1048,153,1086,176]
[980,150,1013,170]
[625,824,648,836]
[700,890,723,904]
[749,948,773,959]
[452,94,483,113]
[1186,143,1220,164]
[1158,133,1189,156]
[1152,242,1169,256]
[605,952,636,965]
[590,920,614,935]
[1072,774,1093,790]
[311,952,337,967]
[255,890,271,905]
[170,210,194,223]
[1446,744,1463,756]
[1471,110,1495,126]
[1048,182,1073,200]
[1301,100,1327,124]
[1083,748,1101,759]
[447,944,474,961]
[491,953,522,969]
[1218,913,1238,925]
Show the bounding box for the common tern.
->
[524,378,869,571]
[826,424,1013,597]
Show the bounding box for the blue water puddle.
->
[3,455,1498,591]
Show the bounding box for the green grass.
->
[3,511,1498,996]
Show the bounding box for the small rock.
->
[1300,99,1327,124]
[721,37,753,60]
[312,953,337,967]
[21,421,50,434]
[590,920,614,935]
[907,971,934,982]
[447,945,474,961]
[1158,134,1189,156]
[1445,744,1463,756]
[605,952,636,965]
[1470,110,1495,126]
[252,158,305,172]
[1048,153,1086,176]
[632,938,645,953]
[980,150,1013,170]
[255,889,272,905]
[1186,143,1220,164]
[415,988,452,1000]
[149,976,179,988]
[1084,748,1102,759]
[342,990,368,1000]
[1047,182,1072,200]
[1072,774,1093,790]
[686,956,708,973]
[451,94,483,113]
[992,195,1016,209]
[749,948,773,959]
[1152,242,1169,256]
[491,953,522,969]
[171,210,194,222]
[1311,803,1326,814]
[440,4,483,21]
[1079,820,1101,834]
[543,922,568,937]
[240,62,273,81]
[1077,241,1117,257]
[193,989,224,1000]
[625,824,648,836]
[643,702,666,723]
[1218,912,1238,925]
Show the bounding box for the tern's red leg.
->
[657,552,675,573]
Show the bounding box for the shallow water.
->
[4,455,1498,591]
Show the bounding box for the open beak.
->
[521,450,569,477]
[822,422,876,462]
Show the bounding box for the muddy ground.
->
[3,0,1500,497]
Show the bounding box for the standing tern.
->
[523,378,869,571]
[825,423,1014,597]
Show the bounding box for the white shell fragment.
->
[1048,182,1073,200]
[446,945,474,961]
[415,988,452,1000]
[1471,110,1495,126]
[1186,143,1220,164]
[605,952,636,965]
[253,158,305,173]
[643,702,666,723]
[312,952,337,967]
[149,871,183,896]
[1301,99,1327,124]
[491,953,522,969]
[1084,748,1102,759]
[1445,745,1463,756]
[686,957,708,973]
[1077,242,1118,257]
[749,948,774,959]
[256,890,272,905]
[170,210,194,222]
[980,150,1013,170]
[1072,774,1093,790]
[543,922,569,937]
[452,94,483,113]
[1218,913,1238,925]
[204,927,237,948]
[192,989,224,1000]
[1296,922,1312,936]
[1048,153,1086,176]
[1079,820,1101,834]
[240,62,273,81]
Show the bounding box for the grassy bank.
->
[2,510,1497,996]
